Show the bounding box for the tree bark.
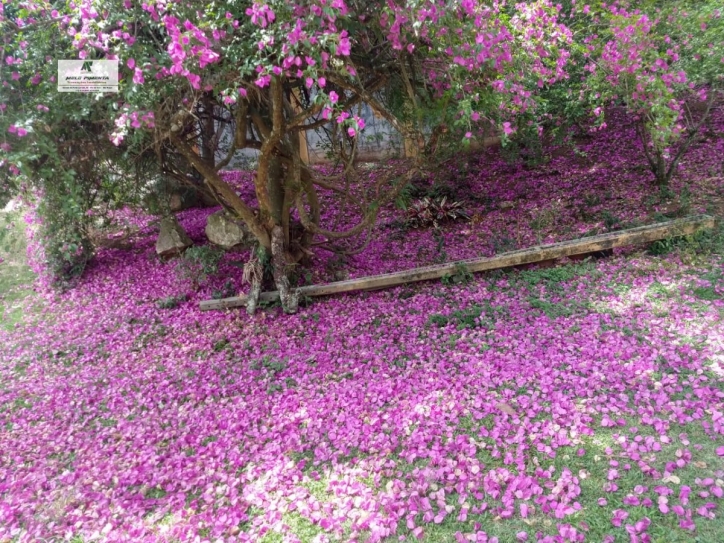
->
[242,247,264,315]
[271,225,299,314]
[267,155,285,225]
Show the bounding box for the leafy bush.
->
[26,185,95,290]
[406,197,469,229]
[649,238,678,256]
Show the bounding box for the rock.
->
[205,210,249,249]
[156,216,192,258]
[499,201,515,210]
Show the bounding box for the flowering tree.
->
[581,0,723,186]
[1,0,572,312]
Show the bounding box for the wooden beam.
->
[200,215,716,311]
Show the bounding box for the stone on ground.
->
[156,216,193,258]
[205,210,249,249]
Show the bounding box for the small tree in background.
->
[582,0,723,186]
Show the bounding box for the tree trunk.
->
[244,247,263,316]
[271,225,299,314]
[200,95,216,168]
[652,153,667,187]
[267,155,285,224]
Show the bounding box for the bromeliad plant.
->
[0,0,572,314]
[406,196,470,229]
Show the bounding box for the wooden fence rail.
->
[199,215,716,311]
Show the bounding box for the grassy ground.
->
[262,421,724,543]
[252,233,724,543]
[0,207,36,331]
[0,263,35,331]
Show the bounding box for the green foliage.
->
[692,286,719,301]
[212,338,230,352]
[649,237,678,256]
[648,223,724,257]
[0,261,36,331]
[500,121,546,167]
[0,8,160,288]
[428,314,450,327]
[528,297,576,318]
[1,89,150,288]
[175,245,224,290]
[519,262,594,287]
[601,210,622,231]
[432,229,448,264]
[33,177,95,288]
[250,356,288,374]
[249,355,292,394]
[489,234,517,254]
[0,206,27,263]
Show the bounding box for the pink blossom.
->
[612,509,629,527]
[255,74,271,88]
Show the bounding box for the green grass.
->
[0,206,37,330]
[0,263,36,330]
[241,397,724,543]
[517,261,597,288]
[375,419,724,543]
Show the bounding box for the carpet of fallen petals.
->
[1,109,724,542]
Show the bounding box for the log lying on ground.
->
[200,215,716,311]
